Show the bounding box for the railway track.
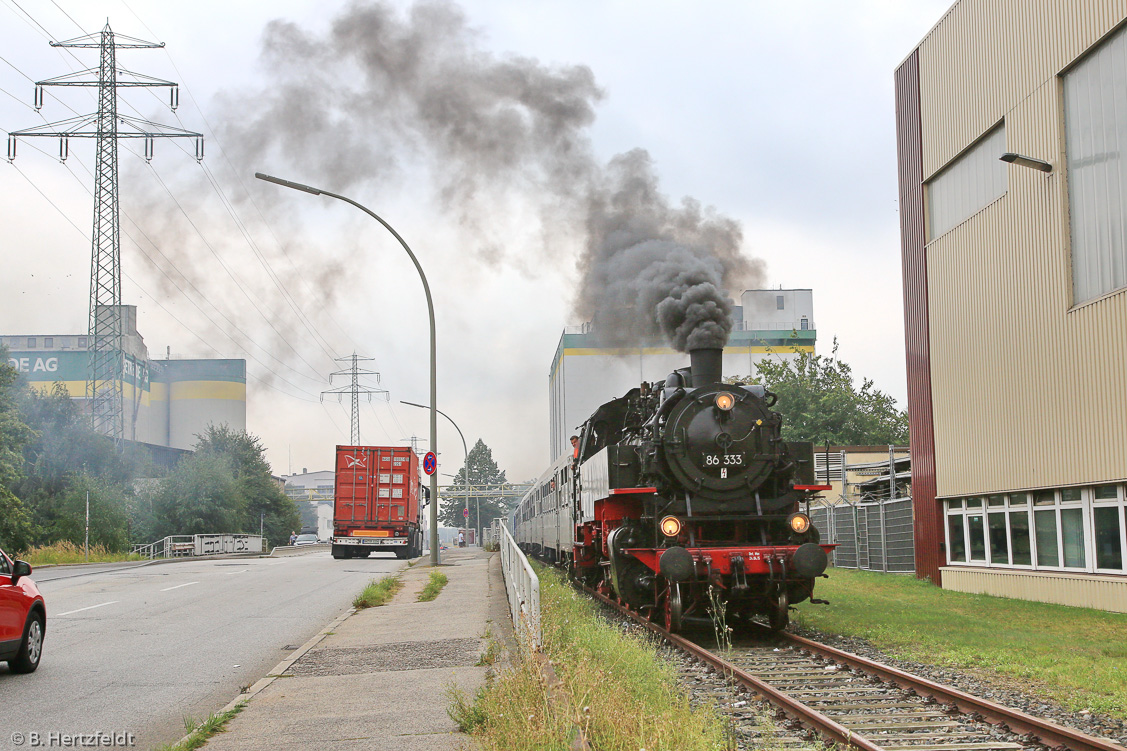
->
[583,585,1127,751]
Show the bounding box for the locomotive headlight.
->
[714,392,736,411]
[660,516,683,538]
[787,512,812,534]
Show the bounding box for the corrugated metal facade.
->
[894,50,943,584]
[915,0,1127,496]
[943,567,1127,613]
[898,0,1127,595]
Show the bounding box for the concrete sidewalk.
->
[203,548,510,750]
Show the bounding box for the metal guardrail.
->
[131,534,264,559]
[498,522,541,650]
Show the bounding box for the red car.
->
[0,547,45,673]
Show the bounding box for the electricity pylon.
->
[322,354,387,445]
[8,23,203,447]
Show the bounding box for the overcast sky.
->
[0,0,953,483]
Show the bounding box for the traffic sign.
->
[463,508,469,518]
[423,451,437,475]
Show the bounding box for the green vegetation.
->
[793,567,1127,718]
[439,438,519,530]
[20,540,141,566]
[153,701,247,751]
[449,566,731,750]
[353,575,403,609]
[418,570,448,602]
[0,348,300,556]
[728,338,908,445]
[147,425,300,547]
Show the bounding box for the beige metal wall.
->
[942,566,1127,612]
[917,0,1127,497]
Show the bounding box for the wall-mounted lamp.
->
[1000,152,1053,173]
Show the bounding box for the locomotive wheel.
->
[663,583,684,633]
[768,588,790,632]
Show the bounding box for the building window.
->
[43,337,53,348]
[27,337,35,348]
[776,295,784,310]
[1064,24,1127,305]
[945,485,1127,573]
[926,123,1007,240]
[800,317,809,330]
[77,337,87,348]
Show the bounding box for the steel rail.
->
[582,585,883,751]
[779,632,1127,751]
[583,583,1126,751]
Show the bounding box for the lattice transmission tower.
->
[8,23,203,446]
[322,354,388,445]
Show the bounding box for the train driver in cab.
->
[570,435,580,463]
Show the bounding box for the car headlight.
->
[660,516,683,537]
[787,512,812,534]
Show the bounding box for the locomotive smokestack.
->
[689,347,723,387]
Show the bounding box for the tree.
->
[193,425,300,546]
[737,340,909,446]
[12,383,137,550]
[150,452,243,537]
[34,474,132,552]
[439,439,519,531]
[0,351,34,550]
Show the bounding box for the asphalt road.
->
[0,549,405,750]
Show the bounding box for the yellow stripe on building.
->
[27,381,86,397]
[170,381,247,401]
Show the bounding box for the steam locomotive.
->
[513,346,833,632]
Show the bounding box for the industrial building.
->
[3,304,246,461]
[548,289,816,460]
[896,0,1127,611]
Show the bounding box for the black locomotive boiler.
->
[513,346,833,632]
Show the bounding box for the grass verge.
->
[153,701,246,751]
[448,566,735,751]
[792,566,1127,718]
[418,570,448,602]
[19,541,141,566]
[353,574,403,609]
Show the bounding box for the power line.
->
[7,159,321,404]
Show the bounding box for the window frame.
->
[944,485,1126,575]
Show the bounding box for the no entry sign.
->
[423,451,437,475]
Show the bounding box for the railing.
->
[498,522,541,650]
[132,534,264,560]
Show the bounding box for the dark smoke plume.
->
[577,150,761,350]
[136,0,764,370]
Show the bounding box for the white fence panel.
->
[498,523,541,650]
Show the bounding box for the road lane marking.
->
[56,601,119,617]
[225,570,247,575]
[160,581,200,592]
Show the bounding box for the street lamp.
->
[254,172,440,566]
[401,400,471,544]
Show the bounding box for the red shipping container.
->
[331,446,423,560]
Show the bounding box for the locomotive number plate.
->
[702,453,744,467]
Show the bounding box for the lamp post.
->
[254,172,440,566]
[401,400,470,543]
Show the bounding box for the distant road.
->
[0,550,403,749]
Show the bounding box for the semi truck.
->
[331,445,424,560]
